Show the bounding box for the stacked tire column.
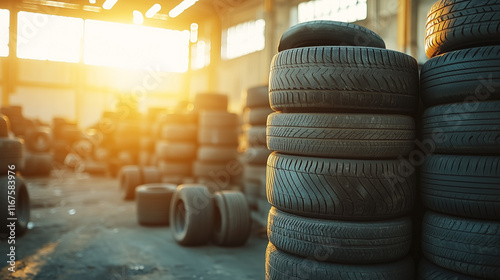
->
[418,1,500,279]
[265,26,420,279]
[241,85,273,228]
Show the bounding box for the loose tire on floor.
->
[269,46,419,114]
[136,183,177,226]
[170,185,213,246]
[422,211,500,279]
[421,154,500,220]
[267,153,416,220]
[425,0,500,58]
[421,101,500,154]
[418,258,481,280]
[278,20,385,52]
[268,207,412,264]
[212,191,251,246]
[0,175,30,238]
[420,46,500,106]
[265,243,415,280]
[267,113,415,159]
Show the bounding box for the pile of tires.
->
[156,112,197,184]
[138,108,166,167]
[52,117,82,164]
[0,114,30,238]
[169,184,251,247]
[265,21,419,279]
[241,85,272,228]
[192,93,241,192]
[418,1,500,279]
[23,125,53,176]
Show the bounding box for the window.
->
[222,19,265,60]
[0,9,9,57]
[297,0,367,24]
[17,12,84,63]
[191,40,210,70]
[84,20,189,72]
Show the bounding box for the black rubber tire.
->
[269,46,419,114]
[420,46,500,106]
[156,141,197,161]
[267,153,416,220]
[418,258,481,280]
[425,0,500,58]
[136,183,177,226]
[243,146,271,165]
[243,108,273,126]
[23,153,52,176]
[161,124,197,142]
[212,191,251,246]
[170,185,213,246]
[422,211,500,279]
[0,138,25,173]
[119,165,161,200]
[246,126,267,146]
[0,175,30,238]
[268,207,412,264]
[197,146,238,163]
[421,101,500,154]
[244,85,269,108]
[158,160,192,177]
[265,243,415,280]
[193,93,228,112]
[421,154,500,220]
[198,128,239,145]
[199,111,239,127]
[267,113,415,159]
[0,114,10,137]
[25,127,52,153]
[278,20,385,52]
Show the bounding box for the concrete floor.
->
[0,170,268,280]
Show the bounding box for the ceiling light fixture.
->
[146,4,161,18]
[169,0,198,18]
[102,0,118,10]
[89,0,96,4]
[133,10,144,24]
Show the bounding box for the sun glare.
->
[0,9,9,57]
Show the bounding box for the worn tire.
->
[198,128,239,146]
[422,211,500,279]
[243,108,273,126]
[267,113,415,159]
[170,185,213,246]
[421,154,500,219]
[269,46,419,114]
[0,175,30,238]
[212,191,251,246]
[425,0,500,58]
[243,146,271,165]
[421,101,500,154]
[246,126,267,146]
[243,164,266,186]
[267,153,416,220]
[418,258,481,280]
[136,183,177,226]
[156,141,197,161]
[199,111,239,127]
[244,85,269,108]
[421,46,500,106]
[0,138,25,173]
[278,20,385,52]
[265,243,415,280]
[268,207,412,263]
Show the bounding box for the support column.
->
[2,0,18,107]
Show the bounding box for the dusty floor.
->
[0,169,268,280]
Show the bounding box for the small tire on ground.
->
[212,191,251,246]
[170,184,213,246]
[136,183,177,226]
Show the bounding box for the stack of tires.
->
[265,21,419,279]
[23,125,53,176]
[52,117,82,164]
[0,114,30,238]
[192,94,241,192]
[156,113,197,184]
[241,85,273,228]
[418,1,500,279]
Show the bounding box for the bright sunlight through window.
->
[222,19,265,60]
[17,12,83,62]
[0,9,9,57]
[298,0,367,23]
[191,40,210,70]
[84,20,189,72]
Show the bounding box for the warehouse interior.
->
[1,0,499,279]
